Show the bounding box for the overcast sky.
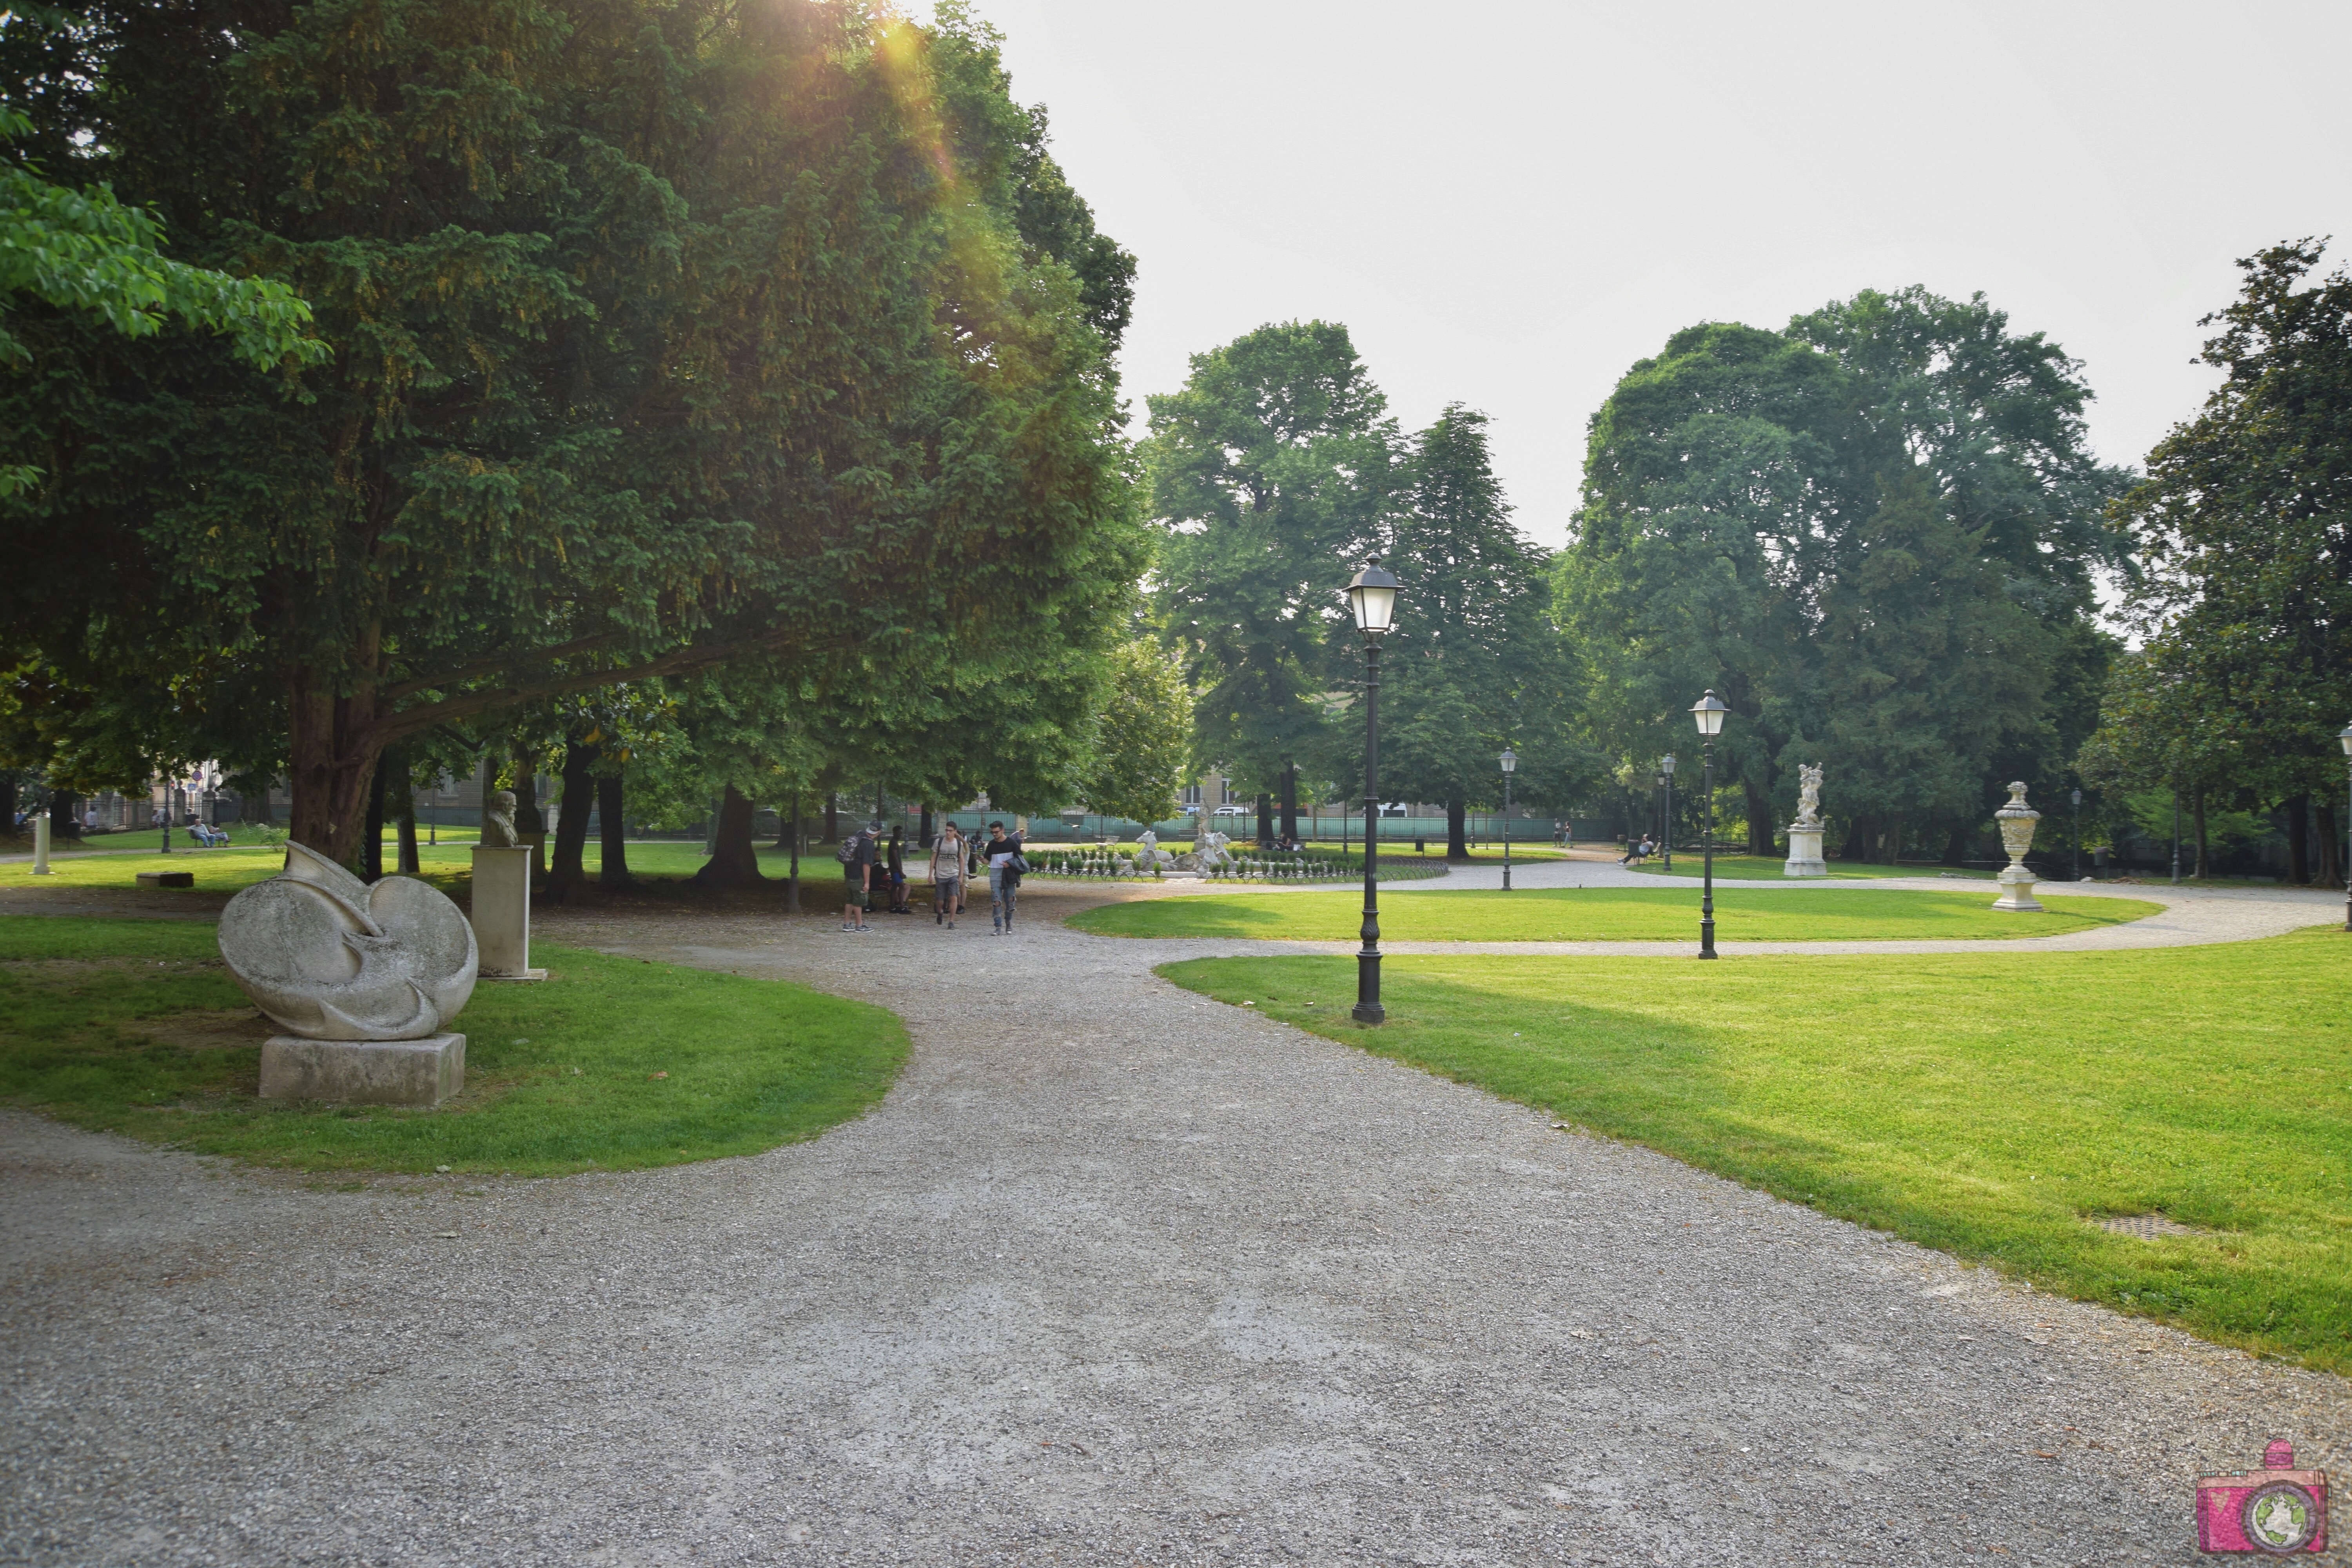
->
[952,0,2352,548]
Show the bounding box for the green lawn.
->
[0,915,906,1176]
[1068,886,2158,942]
[1629,853,1986,880]
[1158,931,2352,1372]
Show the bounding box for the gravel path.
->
[3,880,2348,1567]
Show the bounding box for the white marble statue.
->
[1796,764,1824,827]
[1134,829,1178,869]
[218,842,479,1040]
[1191,828,1233,868]
[479,788,521,848]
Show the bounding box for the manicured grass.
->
[1,844,476,896]
[0,915,906,1176]
[1157,931,2352,1372]
[1067,886,2158,942]
[1629,853,1985,880]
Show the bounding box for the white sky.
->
[955,0,2352,549]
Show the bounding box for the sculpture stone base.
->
[260,1033,465,1105]
[470,846,537,979]
[1783,824,1826,878]
[1991,865,2044,912]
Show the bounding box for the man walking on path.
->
[984,820,1024,935]
[929,823,966,928]
[839,822,877,933]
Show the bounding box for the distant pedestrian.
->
[838,822,876,933]
[929,823,965,928]
[984,820,1025,935]
[886,827,909,913]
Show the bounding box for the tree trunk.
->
[1742,775,1772,857]
[544,739,598,902]
[48,789,79,839]
[1445,797,1468,861]
[919,804,933,848]
[396,812,419,875]
[1256,791,1272,847]
[690,785,766,886]
[1280,765,1299,844]
[2286,791,2311,884]
[598,771,633,888]
[2192,785,2209,880]
[0,772,15,838]
[286,664,387,866]
[2319,800,2341,889]
[785,789,801,913]
[1838,815,1870,864]
[824,793,838,843]
[361,755,387,884]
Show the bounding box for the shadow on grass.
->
[1158,940,2352,1374]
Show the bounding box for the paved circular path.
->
[3,872,2348,1567]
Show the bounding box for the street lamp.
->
[1690,690,1729,958]
[1499,748,1517,891]
[1345,559,1400,1023]
[1661,753,1675,871]
[2071,788,2082,883]
[2338,723,2352,931]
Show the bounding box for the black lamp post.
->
[2071,788,2082,883]
[1499,748,1517,891]
[1661,753,1675,872]
[2339,723,2352,931]
[1347,560,1399,1023]
[1691,691,1728,958]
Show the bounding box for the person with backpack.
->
[983,819,1025,935]
[838,822,876,932]
[885,826,910,913]
[929,822,966,927]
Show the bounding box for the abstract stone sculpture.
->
[479,789,521,848]
[219,842,479,1039]
[1991,781,2044,911]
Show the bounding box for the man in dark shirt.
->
[841,822,877,932]
[984,820,1024,934]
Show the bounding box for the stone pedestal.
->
[471,846,546,981]
[260,1033,465,1105]
[1783,823,1826,878]
[1991,864,2044,912]
[31,812,51,875]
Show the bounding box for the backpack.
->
[835,834,863,867]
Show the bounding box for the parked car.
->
[1211,804,1247,817]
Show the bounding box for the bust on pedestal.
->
[472,789,546,981]
[1783,763,1827,878]
[1990,781,2045,912]
[218,843,477,1106]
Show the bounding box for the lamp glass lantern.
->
[1690,690,1728,737]
[1499,748,1516,775]
[1345,561,1399,638]
[2339,722,2352,757]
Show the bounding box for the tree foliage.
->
[1559,290,2128,859]
[1145,321,1394,811]
[0,0,1141,865]
[1075,641,1192,828]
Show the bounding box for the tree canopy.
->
[0,0,1142,864]
[1559,289,2129,859]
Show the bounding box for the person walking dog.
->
[838,821,877,933]
[984,820,1025,935]
[929,823,966,929]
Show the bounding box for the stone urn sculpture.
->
[218,842,478,1105]
[1990,780,2044,912]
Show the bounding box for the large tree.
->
[2097,241,2352,885]
[1144,321,1395,842]
[1372,405,1556,859]
[1560,291,2127,860]
[0,0,1139,865]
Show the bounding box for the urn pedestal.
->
[1989,782,2044,913]
[1783,823,1826,878]
[261,1033,466,1105]
[471,846,546,980]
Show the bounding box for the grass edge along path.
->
[1157,932,2352,1374]
[0,915,906,1176]
[1071,886,2161,942]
